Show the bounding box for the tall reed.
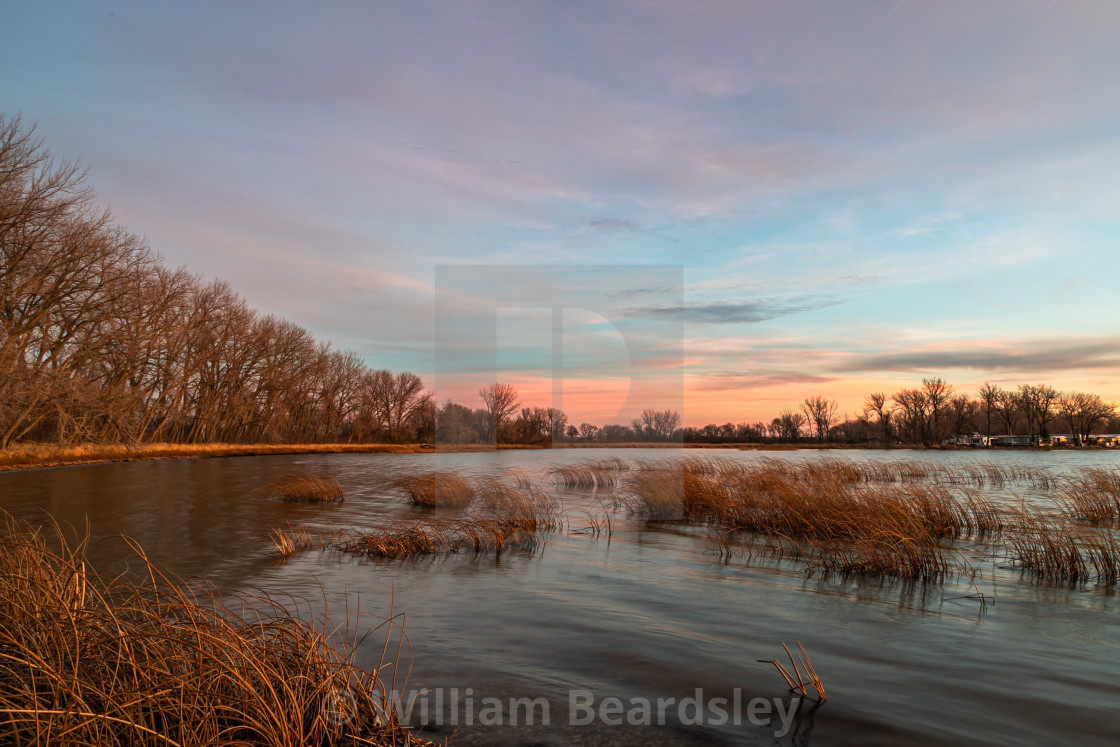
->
[0,515,427,746]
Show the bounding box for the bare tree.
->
[862,392,892,446]
[630,408,681,442]
[948,394,977,439]
[1016,384,1058,444]
[977,382,1001,440]
[994,390,1019,436]
[1057,392,1115,446]
[479,382,520,444]
[775,410,806,442]
[922,377,954,444]
[892,389,930,444]
[801,396,838,444]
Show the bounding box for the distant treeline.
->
[677,381,1119,447]
[4,116,1115,451]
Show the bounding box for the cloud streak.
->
[631,297,840,324]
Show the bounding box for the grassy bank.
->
[0,439,1085,474]
[0,514,429,746]
[0,442,434,472]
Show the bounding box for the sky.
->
[3,0,1120,426]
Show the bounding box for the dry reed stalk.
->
[0,514,429,746]
[269,522,314,558]
[395,471,474,508]
[548,462,618,489]
[1004,507,1120,583]
[1057,467,1120,524]
[271,474,345,502]
[758,642,827,701]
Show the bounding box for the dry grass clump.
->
[547,457,629,489]
[473,477,562,531]
[802,459,1056,491]
[617,458,1005,579]
[1057,467,1120,524]
[334,518,542,558]
[1005,509,1120,583]
[0,514,427,746]
[395,471,474,508]
[549,463,618,489]
[590,456,630,471]
[271,474,345,502]
[270,522,314,558]
[337,477,561,559]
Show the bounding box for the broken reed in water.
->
[0,514,427,747]
[336,476,561,558]
[395,471,475,508]
[271,474,345,502]
[759,642,828,702]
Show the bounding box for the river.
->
[1,448,1117,745]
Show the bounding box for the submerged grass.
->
[0,514,429,746]
[395,471,474,508]
[334,475,562,559]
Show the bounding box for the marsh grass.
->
[269,522,314,558]
[616,459,1006,580]
[395,471,474,508]
[335,476,561,559]
[548,462,618,489]
[271,474,345,503]
[1056,467,1120,524]
[1004,508,1120,583]
[0,514,428,746]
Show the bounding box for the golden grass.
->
[269,523,314,558]
[394,471,474,508]
[0,514,428,746]
[334,476,561,559]
[271,475,345,502]
[1057,467,1120,525]
[1004,508,1120,583]
[616,458,1004,579]
[759,643,827,701]
[0,442,431,471]
[548,461,621,489]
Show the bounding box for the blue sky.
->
[3,0,1119,424]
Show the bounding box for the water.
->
[2,448,1118,745]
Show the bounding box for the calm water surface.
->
[1,448,1118,745]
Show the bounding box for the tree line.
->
[1,116,434,448]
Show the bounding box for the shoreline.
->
[0,440,1091,474]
